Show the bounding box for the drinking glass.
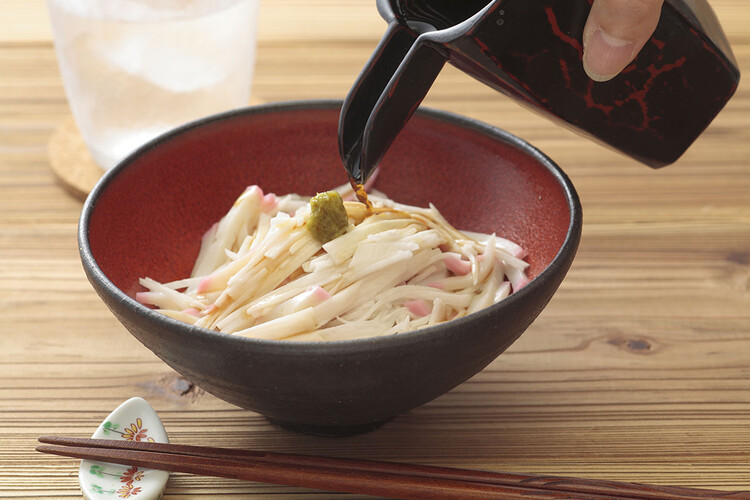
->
[47,0,260,170]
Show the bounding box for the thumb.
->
[583,0,664,82]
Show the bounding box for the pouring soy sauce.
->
[339,0,740,187]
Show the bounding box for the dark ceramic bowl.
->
[79,100,581,435]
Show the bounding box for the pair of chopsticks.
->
[37,436,747,499]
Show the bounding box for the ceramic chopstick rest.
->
[79,397,169,500]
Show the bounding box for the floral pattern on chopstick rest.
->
[79,397,169,500]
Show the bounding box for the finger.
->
[583,0,664,81]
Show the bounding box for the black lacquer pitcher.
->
[339,0,740,184]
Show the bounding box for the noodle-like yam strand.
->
[137,184,530,341]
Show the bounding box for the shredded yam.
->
[137,182,529,341]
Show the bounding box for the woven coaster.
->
[47,116,104,200]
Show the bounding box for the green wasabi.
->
[307,191,349,243]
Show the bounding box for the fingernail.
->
[583,28,636,82]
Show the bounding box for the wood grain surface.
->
[2,0,749,498]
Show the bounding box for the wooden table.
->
[2,1,749,497]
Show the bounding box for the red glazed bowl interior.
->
[87,102,574,299]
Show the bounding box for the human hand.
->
[583,0,665,81]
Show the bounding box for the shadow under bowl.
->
[79,100,582,435]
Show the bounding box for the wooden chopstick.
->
[36,436,748,500]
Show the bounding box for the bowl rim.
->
[79,98,582,356]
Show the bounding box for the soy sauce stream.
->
[348,176,373,210]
